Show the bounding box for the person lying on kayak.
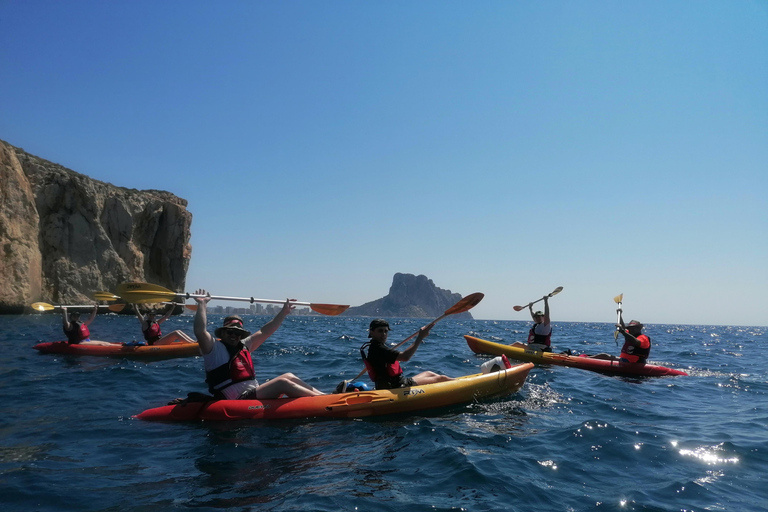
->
[192,289,324,400]
[61,305,113,346]
[590,319,651,364]
[131,304,195,346]
[360,319,453,390]
[511,295,553,352]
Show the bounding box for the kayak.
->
[464,335,688,377]
[33,339,200,360]
[135,363,534,421]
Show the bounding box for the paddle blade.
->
[549,286,564,297]
[512,305,525,312]
[93,291,119,301]
[445,292,484,315]
[117,282,175,297]
[108,304,126,312]
[120,290,179,304]
[613,293,623,304]
[31,302,54,312]
[309,303,349,316]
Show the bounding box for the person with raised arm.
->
[193,289,324,400]
[511,295,553,352]
[131,304,194,345]
[359,319,453,390]
[61,305,113,346]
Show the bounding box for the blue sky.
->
[2,1,766,326]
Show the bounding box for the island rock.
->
[344,273,474,319]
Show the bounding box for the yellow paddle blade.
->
[309,303,349,316]
[93,291,119,301]
[614,293,623,304]
[117,282,175,296]
[31,302,55,312]
[120,290,179,304]
[445,292,484,315]
[108,304,126,312]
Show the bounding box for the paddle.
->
[613,293,623,344]
[350,292,485,381]
[31,302,126,313]
[92,291,120,301]
[512,286,563,312]
[115,282,349,316]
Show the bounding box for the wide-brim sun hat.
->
[214,317,251,338]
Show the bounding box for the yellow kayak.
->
[136,363,534,421]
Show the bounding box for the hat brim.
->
[214,326,252,338]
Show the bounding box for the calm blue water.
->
[1,313,765,511]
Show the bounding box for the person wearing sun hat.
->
[591,313,651,363]
[192,289,325,400]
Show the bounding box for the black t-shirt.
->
[366,340,410,390]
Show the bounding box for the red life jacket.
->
[527,323,552,347]
[143,321,162,343]
[65,321,90,344]
[620,334,651,363]
[360,342,403,382]
[205,342,256,397]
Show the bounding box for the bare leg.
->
[510,342,527,348]
[411,371,453,385]
[82,340,120,346]
[153,330,196,345]
[255,373,325,399]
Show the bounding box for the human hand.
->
[194,289,212,305]
[281,298,297,315]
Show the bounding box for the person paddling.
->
[590,315,651,364]
[511,295,553,352]
[193,289,324,400]
[131,304,195,346]
[359,319,453,390]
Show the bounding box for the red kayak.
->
[464,335,688,377]
[33,339,199,360]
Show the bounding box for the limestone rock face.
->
[344,273,474,319]
[0,139,192,312]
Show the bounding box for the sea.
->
[0,312,765,511]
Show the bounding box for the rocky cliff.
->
[0,139,192,313]
[344,273,474,319]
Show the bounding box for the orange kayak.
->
[136,363,534,421]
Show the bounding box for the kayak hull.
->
[464,335,687,377]
[33,339,199,360]
[135,363,534,421]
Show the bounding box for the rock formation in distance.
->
[0,139,192,313]
[343,273,474,319]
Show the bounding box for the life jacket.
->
[360,341,403,383]
[527,322,552,347]
[205,342,256,397]
[65,321,90,344]
[143,321,162,343]
[620,334,651,363]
